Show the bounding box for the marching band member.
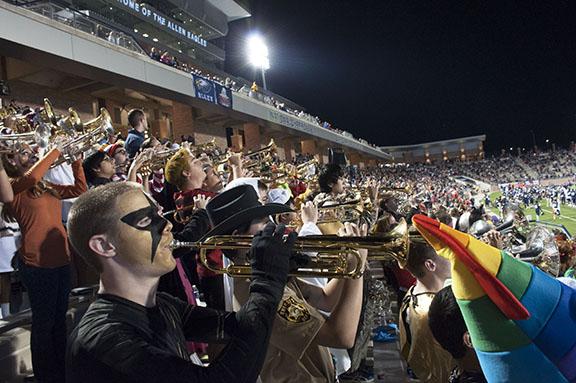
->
[164,147,225,309]
[205,184,367,383]
[2,141,86,382]
[399,238,454,383]
[66,182,294,383]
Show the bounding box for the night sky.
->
[225,0,576,153]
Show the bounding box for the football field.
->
[488,192,576,236]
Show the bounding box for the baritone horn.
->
[50,107,115,168]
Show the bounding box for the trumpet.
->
[245,139,276,160]
[295,158,319,180]
[170,235,366,279]
[39,98,59,126]
[213,139,276,166]
[170,222,409,278]
[138,147,180,174]
[190,138,217,157]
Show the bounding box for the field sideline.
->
[488,191,576,236]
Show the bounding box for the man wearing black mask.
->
[66,182,294,382]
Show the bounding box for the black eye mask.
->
[120,194,168,263]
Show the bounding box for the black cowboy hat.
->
[202,184,293,240]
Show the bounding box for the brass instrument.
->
[139,147,179,174]
[470,208,560,276]
[242,139,277,170]
[170,228,408,278]
[210,139,277,179]
[171,235,363,279]
[245,139,276,160]
[516,225,561,277]
[50,108,114,168]
[56,108,83,136]
[296,158,319,180]
[313,189,375,234]
[1,114,30,134]
[190,138,217,157]
[0,121,52,151]
[40,98,59,126]
[318,201,364,223]
[0,106,17,120]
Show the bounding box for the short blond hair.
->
[164,148,191,190]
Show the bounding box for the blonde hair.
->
[164,148,191,190]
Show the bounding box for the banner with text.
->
[112,0,208,48]
[192,75,232,109]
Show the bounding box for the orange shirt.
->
[10,149,87,268]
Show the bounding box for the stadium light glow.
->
[247,34,270,90]
[247,35,270,70]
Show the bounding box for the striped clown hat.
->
[412,214,576,383]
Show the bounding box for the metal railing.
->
[19,1,146,55]
[5,1,383,153]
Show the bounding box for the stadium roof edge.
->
[380,134,486,151]
[206,0,251,22]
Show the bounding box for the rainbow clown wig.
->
[412,214,576,383]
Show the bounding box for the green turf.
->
[487,191,576,236]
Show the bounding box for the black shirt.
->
[67,289,280,383]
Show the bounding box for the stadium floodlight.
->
[247,34,270,90]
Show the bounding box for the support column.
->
[281,139,296,162]
[148,109,169,140]
[301,139,318,156]
[315,143,328,164]
[243,122,261,151]
[348,152,361,166]
[172,101,195,142]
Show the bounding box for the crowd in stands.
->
[373,150,576,186]
[4,6,575,383]
[1,98,576,382]
[146,47,380,149]
[519,148,576,180]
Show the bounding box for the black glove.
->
[248,222,297,284]
[289,252,311,272]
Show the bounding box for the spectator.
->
[125,109,148,158]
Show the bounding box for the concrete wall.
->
[0,2,389,162]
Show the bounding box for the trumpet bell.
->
[50,107,115,168]
[84,108,114,135]
[245,139,276,160]
[41,98,58,126]
[57,108,83,136]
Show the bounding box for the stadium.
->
[0,1,574,383]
